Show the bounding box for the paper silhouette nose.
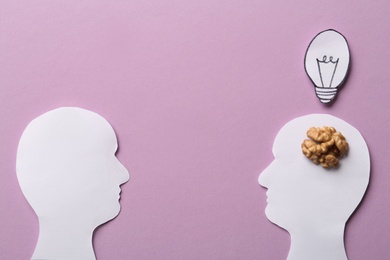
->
[259,162,274,187]
[116,159,130,184]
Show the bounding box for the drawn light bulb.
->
[304,29,350,104]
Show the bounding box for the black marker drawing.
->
[304,29,350,104]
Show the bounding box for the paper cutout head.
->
[258,114,370,260]
[16,107,129,259]
[304,29,350,104]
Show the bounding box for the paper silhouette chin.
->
[258,114,370,260]
[16,107,129,260]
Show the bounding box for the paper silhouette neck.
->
[16,107,129,260]
[258,114,370,260]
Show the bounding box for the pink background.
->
[1,1,389,259]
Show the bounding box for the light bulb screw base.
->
[315,87,338,104]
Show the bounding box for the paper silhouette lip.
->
[258,114,370,260]
[16,107,129,260]
[304,29,351,104]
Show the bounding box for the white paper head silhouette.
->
[16,107,129,260]
[258,114,370,260]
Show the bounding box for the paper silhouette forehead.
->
[18,107,117,160]
[262,114,370,220]
[16,107,126,215]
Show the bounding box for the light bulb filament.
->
[316,56,339,88]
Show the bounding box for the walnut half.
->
[301,126,348,169]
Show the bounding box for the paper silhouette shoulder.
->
[16,107,129,260]
[259,114,370,260]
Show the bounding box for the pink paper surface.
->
[0,1,389,259]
